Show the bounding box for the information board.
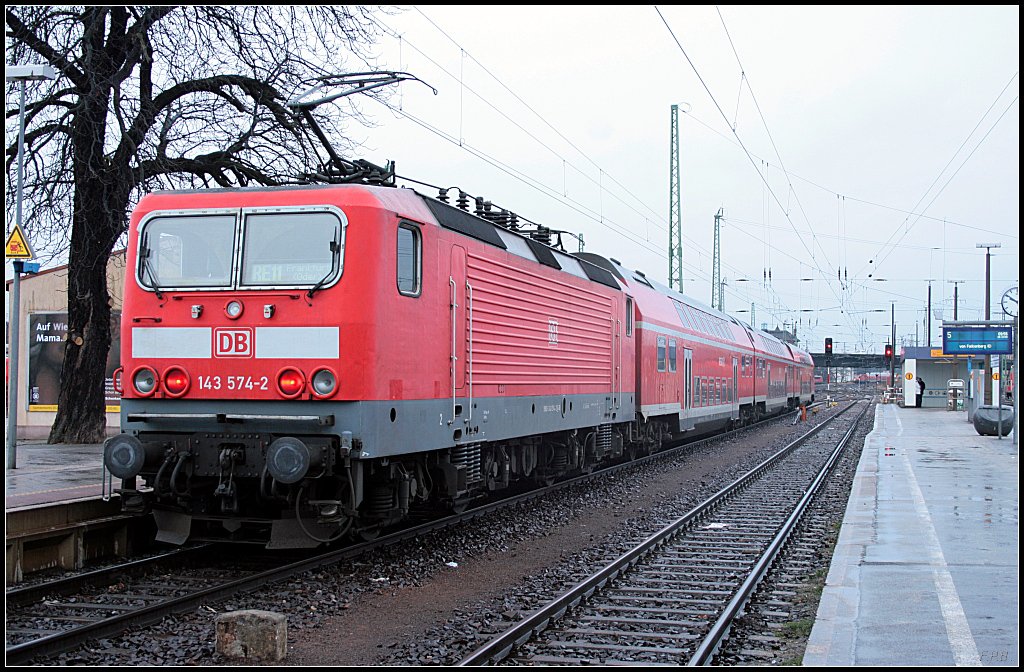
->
[942,326,1014,356]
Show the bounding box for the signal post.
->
[6,224,40,468]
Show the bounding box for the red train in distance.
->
[104,181,815,548]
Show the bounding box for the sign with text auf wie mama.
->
[5,224,35,260]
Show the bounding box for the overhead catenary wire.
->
[677,105,1017,240]
[386,104,669,258]
[371,11,670,235]
[866,93,1020,272]
[656,6,858,339]
[371,10,793,317]
[410,7,669,228]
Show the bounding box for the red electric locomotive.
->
[104,179,814,548]
[105,183,641,547]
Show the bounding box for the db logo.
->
[214,328,253,358]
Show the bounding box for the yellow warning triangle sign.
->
[5,224,35,260]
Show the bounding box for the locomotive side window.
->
[397,223,422,296]
[626,297,633,336]
[139,214,235,289]
[657,336,667,372]
[668,340,677,372]
[241,211,342,286]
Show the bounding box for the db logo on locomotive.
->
[214,327,253,358]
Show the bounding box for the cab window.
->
[139,214,235,289]
[397,223,422,296]
[241,211,342,286]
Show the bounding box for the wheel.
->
[356,524,382,542]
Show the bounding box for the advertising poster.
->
[27,311,121,412]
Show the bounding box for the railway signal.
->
[884,343,893,364]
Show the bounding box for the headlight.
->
[133,367,158,396]
[266,437,311,484]
[104,435,147,479]
[224,300,244,319]
[311,368,337,398]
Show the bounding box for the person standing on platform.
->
[916,376,925,408]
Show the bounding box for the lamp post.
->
[977,243,1001,404]
[6,63,56,469]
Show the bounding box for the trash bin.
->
[972,405,1015,437]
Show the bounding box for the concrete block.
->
[215,609,287,661]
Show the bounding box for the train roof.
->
[580,252,813,363]
[135,182,811,365]
[137,183,624,293]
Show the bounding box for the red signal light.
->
[163,367,190,397]
[277,368,305,398]
[884,344,893,358]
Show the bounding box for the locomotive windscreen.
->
[240,211,342,286]
[140,214,235,288]
[138,208,346,290]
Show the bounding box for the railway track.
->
[5,406,818,665]
[457,400,867,666]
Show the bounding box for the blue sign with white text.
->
[942,326,1014,355]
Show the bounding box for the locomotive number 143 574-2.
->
[197,375,269,391]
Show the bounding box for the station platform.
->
[805,404,1019,666]
[5,439,109,511]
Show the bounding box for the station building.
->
[5,251,126,438]
[900,343,1013,410]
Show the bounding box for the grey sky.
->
[6,5,1018,356]
[354,4,1019,353]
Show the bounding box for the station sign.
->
[942,326,1014,356]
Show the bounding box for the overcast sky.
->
[6,5,1018,357]
[351,4,1019,354]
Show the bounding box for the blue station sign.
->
[942,326,1014,355]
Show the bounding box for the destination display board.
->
[942,326,1014,356]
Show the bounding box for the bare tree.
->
[5,6,393,442]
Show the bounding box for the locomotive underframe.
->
[119,419,669,548]
[117,394,646,547]
[114,392,806,548]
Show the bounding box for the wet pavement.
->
[804,405,1018,666]
[5,440,108,509]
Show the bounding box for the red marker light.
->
[277,368,305,398]
[163,367,190,397]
